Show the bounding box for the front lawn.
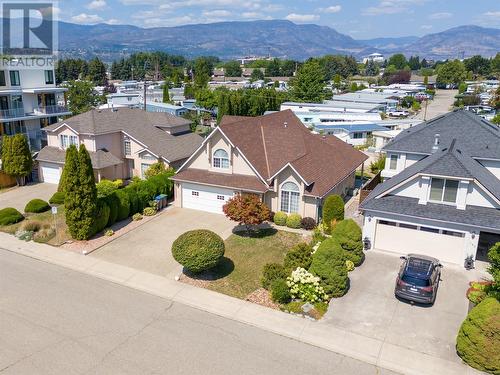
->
[184,229,302,299]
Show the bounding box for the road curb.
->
[0,232,479,375]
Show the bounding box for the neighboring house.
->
[331,93,399,112]
[361,110,500,267]
[0,58,71,152]
[146,102,188,117]
[314,123,391,146]
[101,93,141,109]
[282,101,386,114]
[172,110,367,220]
[36,108,202,184]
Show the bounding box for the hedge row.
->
[273,211,317,230]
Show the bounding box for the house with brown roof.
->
[36,108,202,184]
[172,110,367,221]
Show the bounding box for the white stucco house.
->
[361,110,500,267]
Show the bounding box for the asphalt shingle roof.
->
[43,108,202,163]
[218,110,368,197]
[383,110,500,159]
[37,146,123,169]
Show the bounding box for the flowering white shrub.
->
[286,267,328,303]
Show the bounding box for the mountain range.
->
[16,19,500,61]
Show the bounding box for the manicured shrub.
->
[271,279,291,304]
[104,192,119,226]
[456,297,500,374]
[261,263,288,289]
[143,207,156,216]
[114,189,130,221]
[124,187,140,215]
[104,229,114,236]
[286,213,302,229]
[301,217,316,230]
[331,219,364,266]
[287,267,328,303]
[96,179,119,198]
[345,260,355,272]
[172,230,225,273]
[93,199,110,234]
[49,191,65,205]
[487,242,500,295]
[309,238,348,297]
[132,213,143,221]
[273,211,287,226]
[24,199,50,213]
[284,243,313,271]
[322,195,344,234]
[0,207,24,226]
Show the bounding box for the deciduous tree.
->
[289,60,328,102]
[223,194,270,233]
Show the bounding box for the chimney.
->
[431,133,440,153]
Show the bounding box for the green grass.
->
[201,229,302,299]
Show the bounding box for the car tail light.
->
[397,277,406,286]
[421,286,433,292]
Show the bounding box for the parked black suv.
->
[395,254,442,304]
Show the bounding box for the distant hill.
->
[2,19,498,61]
[400,25,500,59]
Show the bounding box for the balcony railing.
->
[33,105,70,115]
[0,107,25,119]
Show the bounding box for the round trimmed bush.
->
[172,230,225,273]
[114,189,130,221]
[301,217,316,230]
[261,262,288,289]
[331,219,364,266]
[24,199,50,213]
[284,243,313,271]
[0,207,24,226]
[273,211,287,226]
[310,238,348,297]
[456,297,500,374]
[271,279,291,304]
[286,213,302,229]
[49,191,65,205]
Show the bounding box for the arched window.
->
[280,181,300,214]
[213,149,229,169]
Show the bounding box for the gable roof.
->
[37,146,123,169]
[383,110,500,160]
[43,108,201,162]
[217,110,368,197]
[362,140,500,205]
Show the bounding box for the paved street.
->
[90,207,235,277]
[0,183,57,212]
[0,249,398,375]
[414,89,458,120]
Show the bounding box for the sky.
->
[52,0,500,39]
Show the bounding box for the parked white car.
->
[387,110,409,118]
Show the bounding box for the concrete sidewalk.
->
[0,233,482,375]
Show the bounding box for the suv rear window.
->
[402,275,431,287]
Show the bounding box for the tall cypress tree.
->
[162,82,171,103]
[64,144,97,240]
[77,145,97,239]
[1,134,32,186]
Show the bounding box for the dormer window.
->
[213,149,229,169]
[429,178,459,204]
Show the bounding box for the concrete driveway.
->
[0,183,57,212]
[90,207,235,278]
[323,251,482,364]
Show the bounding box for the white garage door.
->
[374,220,466,265]
[41,164,61,184]
[182,183,234,214]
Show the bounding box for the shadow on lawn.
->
[183,257,235,281]
[232,226,277,238]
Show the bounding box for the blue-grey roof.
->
[363,140,500,203]
[361,195,500,232]
[382,110,500,160]
[315,123,390,133]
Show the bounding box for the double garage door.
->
[182,183,234,214]
[374,220,466,265]
[41,164,61,184]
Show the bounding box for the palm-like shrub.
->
[172,230,225,273]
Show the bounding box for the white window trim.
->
[389,154,398,170]
[428,177,459,205]
[60,134,78,150]
[280,181,300,214]
[213,149,230,169]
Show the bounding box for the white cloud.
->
[323,5,342,14]
[87,0,107,10]
[483,11,500,17]
[105,19,121,25]
[71,13,104,24]
[428,12,452,19]
[286,13,319,23]
[241,12,260,19]
[363,0,427,16]
[420,24,432,30]
[202,9,231,18]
